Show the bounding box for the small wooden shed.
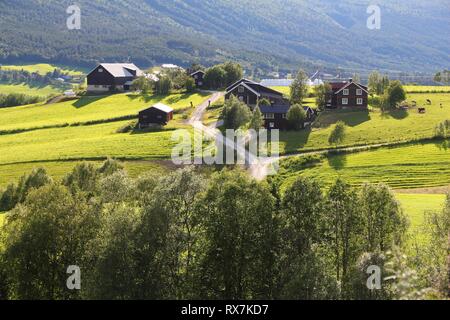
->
[138,103,174,128]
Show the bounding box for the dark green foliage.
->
[249,106,264,131]
[222,95,252,129]
[0,168,52,211]
[384,81,407,109]
[63,162,99,196]
[290,70,309,104]
[287,104,306,130]
[0,93,43,108]
[0,160,429,300]
[194,169,276,299]
[328,121,346,146]
[155,77,173,95]
[314,83,332,110]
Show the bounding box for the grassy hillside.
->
[0,120,193,165]
[0,83,60,97]
[397,193,447,246]
[277,141,450,191]
[0,92,209,132]
[0,63,84,76]
[279,92,450,154]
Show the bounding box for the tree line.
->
[0,159,447,300]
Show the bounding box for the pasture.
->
[0,83,60,97]
[0,63,85,76]
[279,92,450,154]
[0,119,194,165]
[277,141,450,191]
[0,92,210,132]
[397,193,447,247]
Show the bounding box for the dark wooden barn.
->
[138,103,174,128]
[225,79,286,108]
[87,63,144,93]
[190,70,205,88]
[326,79,368,109]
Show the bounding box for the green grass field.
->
[404,85,450,93]
[0,92,209,132]
[397,194,447,246]
[279,93,450,154]
[1,63,85,76]
[0,119,194,165]
[277,141,450,191]
[0,83,60,97]
[0,91,209,184]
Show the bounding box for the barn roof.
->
[95,63,144,78]
[151,103,173,113]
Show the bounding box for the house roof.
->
[140,103,173,114]
[225,78,259,92]
[91,63,144,78]
[259,104,290,114]
[190,70,205,76]
[330,80,368,95]
[226,78,284,98]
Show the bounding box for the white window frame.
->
[269,122,275,128]
[342,98,348,105]
[238,96,244,102]
[265,113,275,119]
[343,89,349,95]
[357,98,363,105]
[98,68,103,73]
[282,113,287,119]
[356,89,363,95]
[238,86,245,93]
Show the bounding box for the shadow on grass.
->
[327,153,348,171]
[130,126,178,135]
[282,127,312,153]
[72,95,109,108]
[387,108,409,120]
[434,139,450,151]
[317,109,371,128]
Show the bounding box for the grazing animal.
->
[426,99,432,105]
[418,107,426,114]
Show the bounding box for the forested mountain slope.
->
[0,0,448,72]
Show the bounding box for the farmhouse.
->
[327,79,368,109]
[190,70,205,88]
[87,63,144,93]
[259,104,316,130]
[225,79,286,108]
[138,103,174,128]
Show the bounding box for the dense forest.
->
[0,0,448,73]
[0,160,448,300]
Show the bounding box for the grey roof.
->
[259,104,290,114]
[260,79,293,87]
[151,103,173,113]
[98,63,144,78]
